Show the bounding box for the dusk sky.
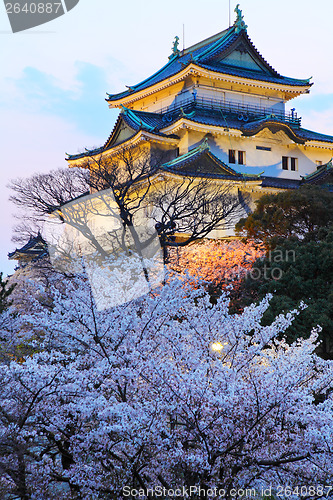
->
[1,0,333,276]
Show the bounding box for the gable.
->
[202,32,281,78]
[163,146,241,178]
[219,47,268,73]
[112,123,136,146]
[176,154,228,176]
[242,121,306,145]
[255,128,293,144]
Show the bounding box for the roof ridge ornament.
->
[180,107,196,119]
[120,105,155,132]
[199,137,209,152]
[169,36,180,60]
[234,4,248,34]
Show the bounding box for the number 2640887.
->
[6,3,62,14]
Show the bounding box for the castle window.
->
[256,146,271,151]
[238,151,246,165]
[290,157,297,171]
[282,156,298,171]
[229,149,246,165]
[316,160,323,167]
[282,156,289,170]
[229,150,236,164]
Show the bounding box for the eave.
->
[67,130,180,166]
[241,120,306,144]
[150,169,262,187]
[8,251,29,261]
[303,140,333,150]
[107,63,311,108]
[301,158,333,183]
[160,117,242,137]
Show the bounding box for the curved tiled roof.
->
[295,128,333,144]
[301,159,333,186]
[240,117,333,144]
[67,126,179,162]
[106,22,311,104]
[261,177,301,190]
[67,104,333,162]
[130,106,333,145]
[197,61,310,88]
[241,118,306,144]
[121,107,167,131]
[8,234,48,260]
[161,142,260,181]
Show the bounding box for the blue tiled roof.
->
[301,159,333,184]
[67,103,333,161]
[121,107,239,131]
[120,107,333,145]
[261,177,301,189]
[262,166,333,189]
[122,106,247,131]
[67,104,333,161]
[106,24,310,103]
[121,108,166,131]
[8,234,47,260]
[162,142,237,177]
[106,52,194,101]
[198,62,310,87]
[241,117,333,144]
[67,110,179,161]
[295,128,333,144]
[162,142,260,181]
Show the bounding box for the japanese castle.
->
[9,6,333,266]
[67,6,333,196]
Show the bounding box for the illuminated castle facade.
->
[67,6,333,208]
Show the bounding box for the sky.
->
[1,0,333,276]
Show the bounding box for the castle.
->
[66,5,333,196]
[9,5,333,266]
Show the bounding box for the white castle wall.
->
[138,83,286,116]
[176,129,332,180]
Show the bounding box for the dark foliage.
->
[235,232,333,358]
[236,186,333,247]
[235,186,333,357]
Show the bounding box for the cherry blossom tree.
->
[169,239,265,304]
[0,272,15,314]
[0,267,333,499]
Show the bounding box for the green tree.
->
[236,186,333,246]
[237,233,333,358]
